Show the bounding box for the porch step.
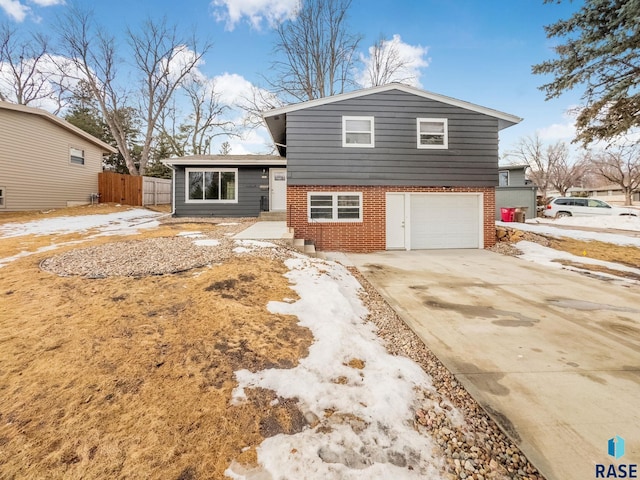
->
[293,238,316,257]
[258,211,287,221]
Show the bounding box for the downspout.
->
[164,163,176,216]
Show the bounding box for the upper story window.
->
[186,168,237,203]
[70,147,85,165]
[417,118,448,149]
[343,116,374,148]
[499,170,509,187]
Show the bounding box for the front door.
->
[386,193,406,249]
[270,169,287,211]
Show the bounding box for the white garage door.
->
[410,194,481,249]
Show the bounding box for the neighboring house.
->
[0,101,117,211]
[573,185,639,205]
[496,164,537,220]
[262,83,521,252]
[162,155,287,217]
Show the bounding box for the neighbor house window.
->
[308,192,362,222]
[342,116,374,147]
[70,147,85,165]
[499,170,509,187]
[417,118,448,149]
[186,168,237,203]
[0,187,5,208]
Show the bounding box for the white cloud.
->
[537,106,579,141]
[29,0,64,5]
[357,34,430,88]
[0,0,30,21]
[211,0,298,30]
[213,72,256,106]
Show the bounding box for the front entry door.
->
[270,169,287,211]
[386,193,406,249]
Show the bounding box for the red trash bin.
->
[500,207,516,222]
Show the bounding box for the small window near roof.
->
[417,118,448,149]
[499,170,509,187]
[0,187,5,208]
[343,116,374,147]
[70,147,85,165]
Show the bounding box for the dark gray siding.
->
[173,166,271,217]
[286,90,500,186]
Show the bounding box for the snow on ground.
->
[532,215,640,231]
[0,209,162,238]
[226,252,458,479]
[232,240,278,254]
[0,209,163,268]
[516,241,640,285]
[496,220,640,247]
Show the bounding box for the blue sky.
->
[1,0,584,157]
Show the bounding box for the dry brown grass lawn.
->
[0,207,314,479]
[547,237,640,269]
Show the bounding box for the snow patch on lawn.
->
[496,221,640,247]
[177,231,205,238]
[232,239,278,254]
[516,241,640,284]
[227,253,454,479]
[0,209,162,238]
[532,215,640,231]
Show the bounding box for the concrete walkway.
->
[233,221,290,240]
[348,249,640,480]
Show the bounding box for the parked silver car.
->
[543,197,638,217]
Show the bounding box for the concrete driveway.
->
[347,250,640,480]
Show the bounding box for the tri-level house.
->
[262,83,522,252]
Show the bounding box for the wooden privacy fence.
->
[142,176,172,206]
[99,172,172,206]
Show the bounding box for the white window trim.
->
[499,170,510,187]
[69,146,85,165]
[0,187,5,209]
[185,167,239,204]
[417,118,448,149]
[307,192,363,223]
[342,116,375,148]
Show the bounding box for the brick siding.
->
[288,185,496,252]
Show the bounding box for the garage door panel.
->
[409,194,480,249]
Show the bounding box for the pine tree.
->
[532,0,640,145]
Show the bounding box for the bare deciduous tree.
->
[506,135,587,199]
[507,135,550,198]
[547,142,587,196]
[269,0,361,101]
[591,143,640,205]
[361,34,415,87]
[57,8,210,175]
[159,77,236,156]
[0,24,67,111]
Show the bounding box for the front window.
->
[308,192,362,222]
[587,199,610,208]
[0,187,5,208]
[417,118,448,149]
[343,116,374,147]
[186,168,237,203]
[499,170,509,187]
[70,147,85,165]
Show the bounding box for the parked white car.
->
[543,197,638,218]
